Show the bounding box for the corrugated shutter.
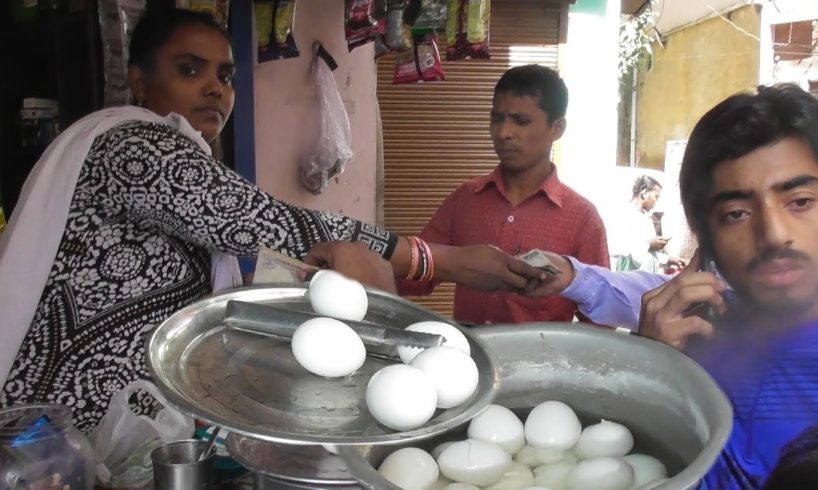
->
[378,0,562,317]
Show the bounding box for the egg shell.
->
[624,454,667,488]
[483,462,535,490]
[378,447,439,490]
[411,346,479,409]
[533,460,576,490]
[308,269,368,321]
[438,439,512,487]
[291,317,366,378]
[366,364,437,431]
[573,420,634,459]
[397,321,471,364]
[468,404,526,454]
[564,457,634,490]
[524,401,582,451]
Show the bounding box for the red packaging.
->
[393,48,420,84]
[415,31,444,82]
[345,0,379,51]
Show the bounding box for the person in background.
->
[526,84,818,489]
[609,175,683,273]
[398,64,609,325]
[0,8,543,433]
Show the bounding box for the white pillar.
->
[560,0,621,191]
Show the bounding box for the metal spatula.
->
[222,300,445,349]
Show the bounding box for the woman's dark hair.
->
[128,7,230,73]
[632,175,662,199]
[680,84,818,250]
[494,65,568,124]
[763,424,818,490]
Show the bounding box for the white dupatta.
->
[0,106,241,386]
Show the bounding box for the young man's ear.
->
[550,117,567,140]
[127,66,147,106]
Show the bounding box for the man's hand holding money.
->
[516,249,576,297]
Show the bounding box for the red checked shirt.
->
[398,165,610,324]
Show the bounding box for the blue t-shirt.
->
[693,321,818,489]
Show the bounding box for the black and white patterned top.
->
[0,121,396,432]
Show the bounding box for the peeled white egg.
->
[366,364,437,431]
[520,487,553,490]
[524,401,582,451]
[515,446,566,467]
[291,317,365,377]
[635,477,668,490]
[378,447,439,490]
[533,461,575,490]
[573,420,634,459]
[438,439,512,487]
[308,269,368,321]
[468,404,526,454]
[410,346,479,409]
[397,321,471,364]
[564,457,634,490]
[624,454,667,488]
[432,441,457,460]
[443,484,482,490]
[483,461,535,490]
[427,476,453,490]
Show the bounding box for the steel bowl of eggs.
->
[337,323,732,490]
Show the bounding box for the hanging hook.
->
[313,41,338,71]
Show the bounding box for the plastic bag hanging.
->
[299,44,354,195]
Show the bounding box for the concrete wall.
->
[253,0,378,223]
[635,4,761,170]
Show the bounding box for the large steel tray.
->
[146,285,499,445]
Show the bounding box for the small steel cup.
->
[151,439,214,490]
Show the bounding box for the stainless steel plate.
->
[146,285,499,445]
[226,433,355,485]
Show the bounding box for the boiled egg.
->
[467,404,526,454]
[483,461,535,490]
[366,364,437,431]
[438,439,512,487]
[635,477,668,489]
[515,445,566,467]
[411,346,479,409]
[308,269,368,321]
[291,317,365,377]
[624,454,667,488]
[397,321,471,363]
[378,447,439,490]
[443,484,481,490]
[533,460,576,489]
[564,457,634,490]
[574,420,634,459]
[524,401,582,451]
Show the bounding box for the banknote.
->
[253,246,320,284]
[516,249,561,275]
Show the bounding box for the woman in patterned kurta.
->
[0,8,547,433]
[0,10,397,432]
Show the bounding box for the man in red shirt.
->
[398,64,609,324]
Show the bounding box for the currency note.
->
[516,249,561,275]
[253,246,320,285]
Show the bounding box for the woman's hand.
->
[305,241,397,294]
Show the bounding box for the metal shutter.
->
[378,0,562,317]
